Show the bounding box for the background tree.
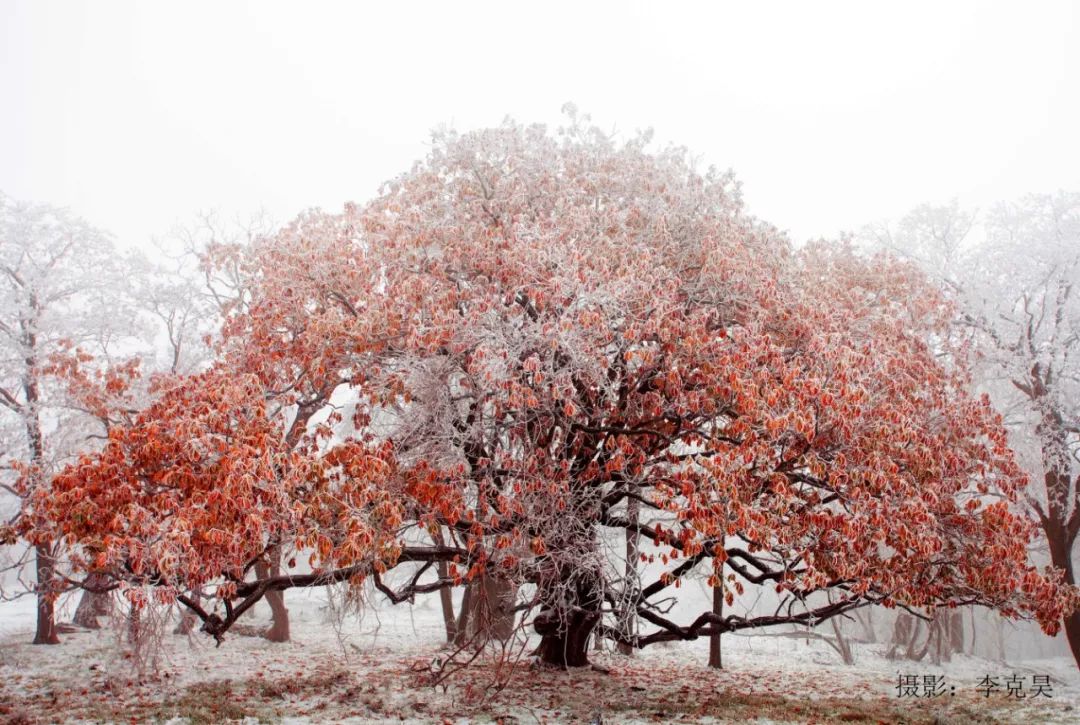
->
[0,193,139,643]
[58,211,261,633]
[36,119,1075,671]
[862,193,1080,667]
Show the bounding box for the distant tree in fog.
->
[863,192,1080,668]
[0,193,140,644]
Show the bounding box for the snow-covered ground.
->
[2,589,1079,724]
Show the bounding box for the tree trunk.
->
[453,575,517,647]
[855,607,876,643]
[73,572,112,629]
[949,610,964,654]
[968,607,977,656]
[437,560,457,644]
[1048,559,1080,667]
[994,613,1007,663]
[534,570,601,668]
[472,575,517,642]
[617,496,639,657]
[886,613,906,659]
[432,528,457,644]
[25,318,57,646]
[888,612,934,661]
[1031,386,1080,670]
[534,606,599,668]
[453,581,474,647]
[830,615,855,665]
[127,604,141,645]
[931,613,950,665]
[1060,608,1080,668]
[1043,495,1080,669]
[708,584,723,669]
[32,543,60,644]
[255,548,289,642]
[174,588,202,634]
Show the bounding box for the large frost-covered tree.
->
[36,118,1073,669]
[864,193,1080,667]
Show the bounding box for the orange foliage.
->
[34,117,1075,643]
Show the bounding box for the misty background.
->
[2,0,1078,249]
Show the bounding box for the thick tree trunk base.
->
[72,603,103,629]
[73,573,113,630]
[263,615,291,643]
[32,622,60,645]
[534,609,598,668]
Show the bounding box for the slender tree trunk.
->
[432,529,457,643]
[886,612,909,659]
[24,310,58,646]
[830,615,854,665]
[931,613,950,665]
[708,583,723,669]
[127,604,141,645]
[994,613,1007,663]
[855,607,876,643]
[437,560,457,644]
[255,547,289,642]
[949,610,964,654]
[453,582,474,647]
[32,543,59,644]
[123,579,143,647]
[618,496,639,656]
[968,607,977,656]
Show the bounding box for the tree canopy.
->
[30,117,1074,667]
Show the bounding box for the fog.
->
[3,1,1078,248]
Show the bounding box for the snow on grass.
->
[1,590,1078,723]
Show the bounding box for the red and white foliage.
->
[35,118,1075,667]
[863,194,1080,667]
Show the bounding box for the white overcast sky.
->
[2,0,1078,249]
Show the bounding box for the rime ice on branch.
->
[37,116,1076,668]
